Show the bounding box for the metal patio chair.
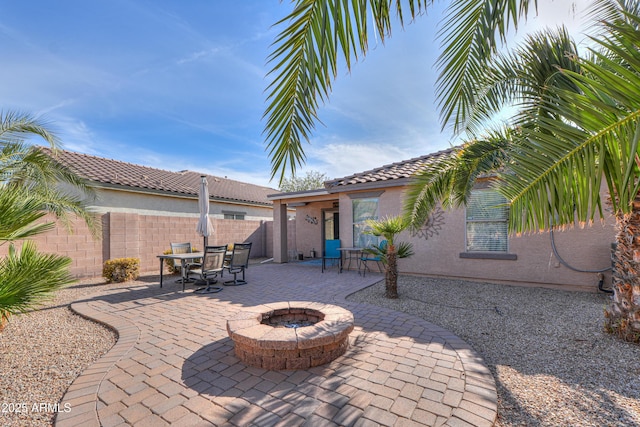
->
[191,245,227,293]
[223,242,252,286]
[360,240,387,277]
[170,242,199,283]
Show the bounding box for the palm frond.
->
[0,111,59,149]
[264,0,430,183]
[402,149,460,229]
[0,242,74,319]
[363,240,414,262]
[0,186,55,241]
[403,133,511,230]
[587,0,640,32]
[468,27,580,134]
[436,0,536,135]
[365,214,408,245]
[500,13,640,233]
[0,143,101,239]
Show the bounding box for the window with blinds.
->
[465,189,508,252]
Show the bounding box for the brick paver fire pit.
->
[226,301,354,370]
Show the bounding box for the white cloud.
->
[37,99,79,116]
[305,134,449,180]
[176,47,222,65]
[510,0,592,48]
[0,0,603,193]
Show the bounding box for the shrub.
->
[163,247,199,274]
[162,249,179,273]
[103,258,140,283]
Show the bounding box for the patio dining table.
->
[337,247,363,272]
[157,252,204,292]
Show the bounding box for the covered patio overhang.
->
[267,188,339,263]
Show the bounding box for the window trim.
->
[347,191,384,200]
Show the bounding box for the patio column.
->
[273,200,288,263]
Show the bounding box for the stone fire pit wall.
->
[226,301,354,370]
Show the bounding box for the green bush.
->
[103,258,140,283]
[163,247,199,274]
[162,249,178,273]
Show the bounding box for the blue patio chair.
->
[360,240,387,277]
[322,239,342,273]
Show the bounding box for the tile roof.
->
[325,147,456,189]
[40,147,276,206]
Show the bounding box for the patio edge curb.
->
[54,301,140,427]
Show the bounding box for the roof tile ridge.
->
[326,146,458,185]
[38,145,192,176]
[205,173,278,191]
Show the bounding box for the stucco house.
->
[44,148,276,221]
[10,148,284,277]
[269,148,615,291]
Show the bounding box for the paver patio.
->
[55,262,497,426]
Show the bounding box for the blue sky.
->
[1,0,589,188]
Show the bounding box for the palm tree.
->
[265,0,640,341]
[264,0,535,183]
[501,10,640,342]
[364,215,414,298]
[406,3,640,341]
[0,111,98,329]
[405,26,582,225]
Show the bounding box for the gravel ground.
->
[0,277,133,427]
[2,273,639,427]
[347,276,640,427]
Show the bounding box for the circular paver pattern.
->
[55,263,497,427]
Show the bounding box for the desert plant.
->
[102,258,140,283]
[0,241,74,326]
[266,1,640,339]
[0,111,98,330]
[402,3,640,342]
[365,215,414,299]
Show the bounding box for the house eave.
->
[326,177,412,193]
[267,188,329,201]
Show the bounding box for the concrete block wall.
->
[0,212,277,279]
[0,214,104,278]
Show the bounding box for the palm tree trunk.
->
[385,245,398,299]
[605,205,640,342]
